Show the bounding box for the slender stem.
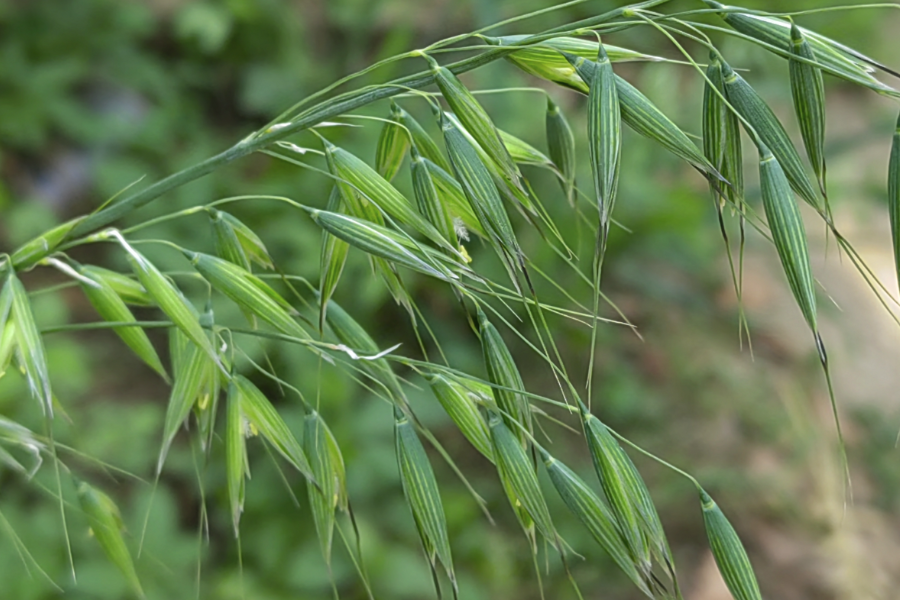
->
[38,1,664,264]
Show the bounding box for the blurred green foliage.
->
[1,1,899,599]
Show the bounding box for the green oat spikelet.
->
[77,264,168,382]
[394,407,456,596]
[74,477,145,598]
[789,21,829,208]
[546,97,577,205]
[699,488,762,600]
[376,102,410,181]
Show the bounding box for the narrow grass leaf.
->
[429,58,521,188]
[395,408,455,592]
[546,97,577,205]
[478,308,532,445]
[488,412,558,549]
[74,478,144,598]
[225,377,248,537]
[699,488,762,600]
[541,449,650,597]
[789,21,828,204]
[78,266,168,382]
[426,373,494,461]
[232,374,314,481]
[7,271,53,416]
[80,266,154,306]
[720,58,820,212]
[303,409,347,566]
[889,112,900,295]
[376,102,410,181]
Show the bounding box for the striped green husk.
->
[441,111,522,284]
[376,102,410,181]
[319,187,349,333]
[699,488,762,600]
[6,271,53,416]
[758,146,817,332]
[395,103,452,172]
[426,373,494,461]
[321,297,405,403]
[491,35,663,94]
[10,217,83,269]
[157,330,218,473]
[703,1,899,97]
[703,52,743,207]
[430,60,521,187]
[394,408,455,590]
[721,58,820,211]
[120,240,219,365]
[546,97,577,205]
[309,209,457,282]
[566,47,620,237]
[211,209,251,270]
[0,321,15,378]
[445,112,538,217]
[325,140,453,251]
[478,308,532,446]
[423,158,485,238]
[189,251,310,341]
[410,143,458,250]
[542,450,651,597]
[789,22,828,203]
[616,76,720,178]
[570,55,720,180]
[488,412,558,546]
[74,478,144,598]
[78,266,168,382]
[499,129,552,167]
[225,376,248,536]
[304,409,347,566]
[889,113,900,295]
[580,407,652,574]
[216,211,274,270]
[79,266,153,306]
[232,374,315,481]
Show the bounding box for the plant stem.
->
[44,0,668,264]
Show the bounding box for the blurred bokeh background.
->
[1,0,900,598]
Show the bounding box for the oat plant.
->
[2,1,900,598]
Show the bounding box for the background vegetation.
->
[1,1,899,598]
